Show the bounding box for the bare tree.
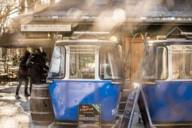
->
[0,0,20,35]
[0,0,41,35]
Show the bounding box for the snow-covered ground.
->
[0,82,29,128]
[0,82,48,128]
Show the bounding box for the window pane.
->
[100,49,112,79]
[143,46,156,80]
[172,46,182,79]
[142,45,168,80]
[48,46,65,79]
[108,46,122,79]
[156,47,168,79]
[69,46,95,79]
[100,46,122,80]
[172,45,192,79]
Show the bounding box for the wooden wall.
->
[122,35,145,89]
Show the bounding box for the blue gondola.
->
[47,32,122,126]
[139,39,192,127]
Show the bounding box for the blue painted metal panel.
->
[48,80,120,122]
[142,81,192,123]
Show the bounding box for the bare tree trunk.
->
[19,0,25,14]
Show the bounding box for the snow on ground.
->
[0,82,32,128]
[0,100,31,128]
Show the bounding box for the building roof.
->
[31,0,192,23]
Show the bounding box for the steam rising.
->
[95,8,126,31]
[66,8,82,19]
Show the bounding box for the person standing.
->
[26,47,49,95]
[28,48,42,85]
[15,49,31,99]
[39,47,49,83]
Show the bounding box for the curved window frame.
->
[168,44,192,80]
[142,44,168,81]
[99,45,122,80]
[64,45,100,80]
[47,46,66,80]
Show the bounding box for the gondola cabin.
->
[139,38,192,127]
[47,32,122,126]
